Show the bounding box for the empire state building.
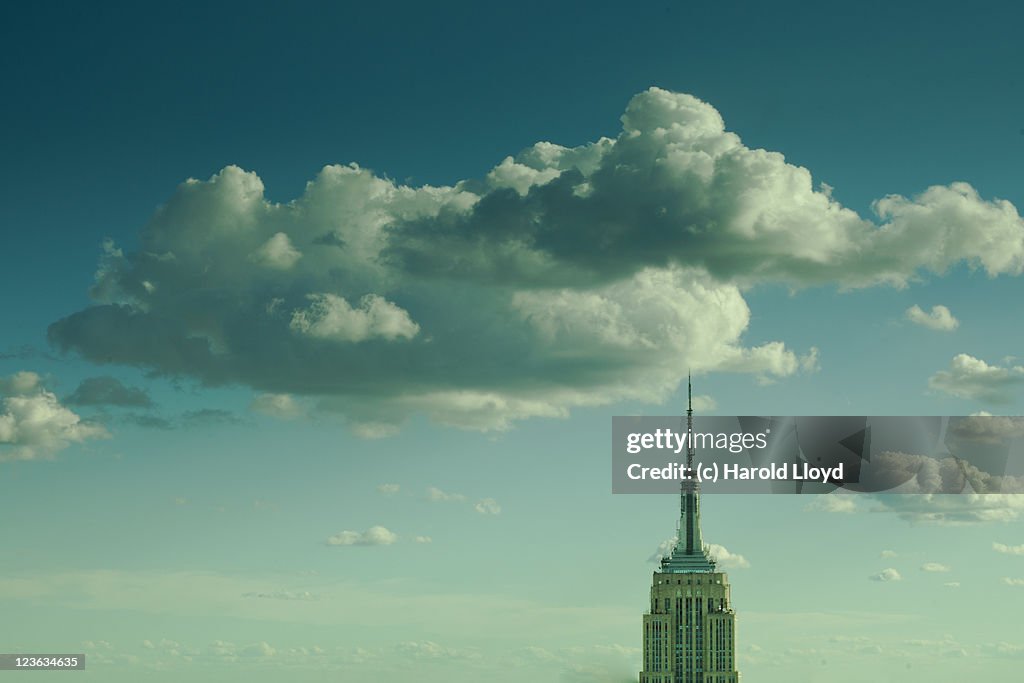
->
[639,379,740,683]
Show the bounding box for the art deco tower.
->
[639,377,740,683]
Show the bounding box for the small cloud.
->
[426,486,466,503]
[800,346,821,373]
[872,491,1024,524]
[870,568,902,582]
[648,538,676,563]
[326,526,398,546]
[928,354,1024,403]
[377,483,400,495]
[1001,577,1024,587]
[242,590,318,601]
[921,562,951,573]
[943,582,961,588]
[350,421,400,439]
[805,495,857,513]
[994,542,1024,555]
[906,304,959,331]
[473,498,501,515]
[66,376,153,407]
[173,497,188,505]
[881,550,898,559]
[708,543,750,569]
[414,536,432,544]
[250,393,302,419]
[1,372,109,460]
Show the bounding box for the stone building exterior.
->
[639,380,740,683]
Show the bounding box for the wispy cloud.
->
[994,542,1024,555]
[326,526,398,547]
[66,376,153,407]
[426,487,466,503]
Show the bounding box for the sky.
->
[2,1,1024,681]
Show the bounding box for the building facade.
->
[639,380,740,683]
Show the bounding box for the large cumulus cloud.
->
[48,88,1024,431]
[388,88,1024,288]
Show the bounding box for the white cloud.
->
[944,582,960,588]
[0,371,43,395]
[251,232,301,270]
[0,372,109,461]
[1001,577,1024,586]
[648,538,676,563]
[707,543,750,569]
[249,393,302,419]
[48,89,1024,433]
[994,542,1024,555]
[473,498,501,516]
[377,483,400,495]
[928,354,1024,403]
[920,562,951,573]
[426,487,466,503]
[873,493,1024,524]
[326,526,397,546]
[648,539,749,569]
[870,568,902,582]
[290,293,419,343]
[413,536,432,544]
[880,550,898,558]
[905,304,959,331]
[804,495,857,513]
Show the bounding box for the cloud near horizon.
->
[46,88,1024,433]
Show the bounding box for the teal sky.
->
[2,2,1024,681]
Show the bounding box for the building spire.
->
[687,371,694,469]
[661,371,715,573]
